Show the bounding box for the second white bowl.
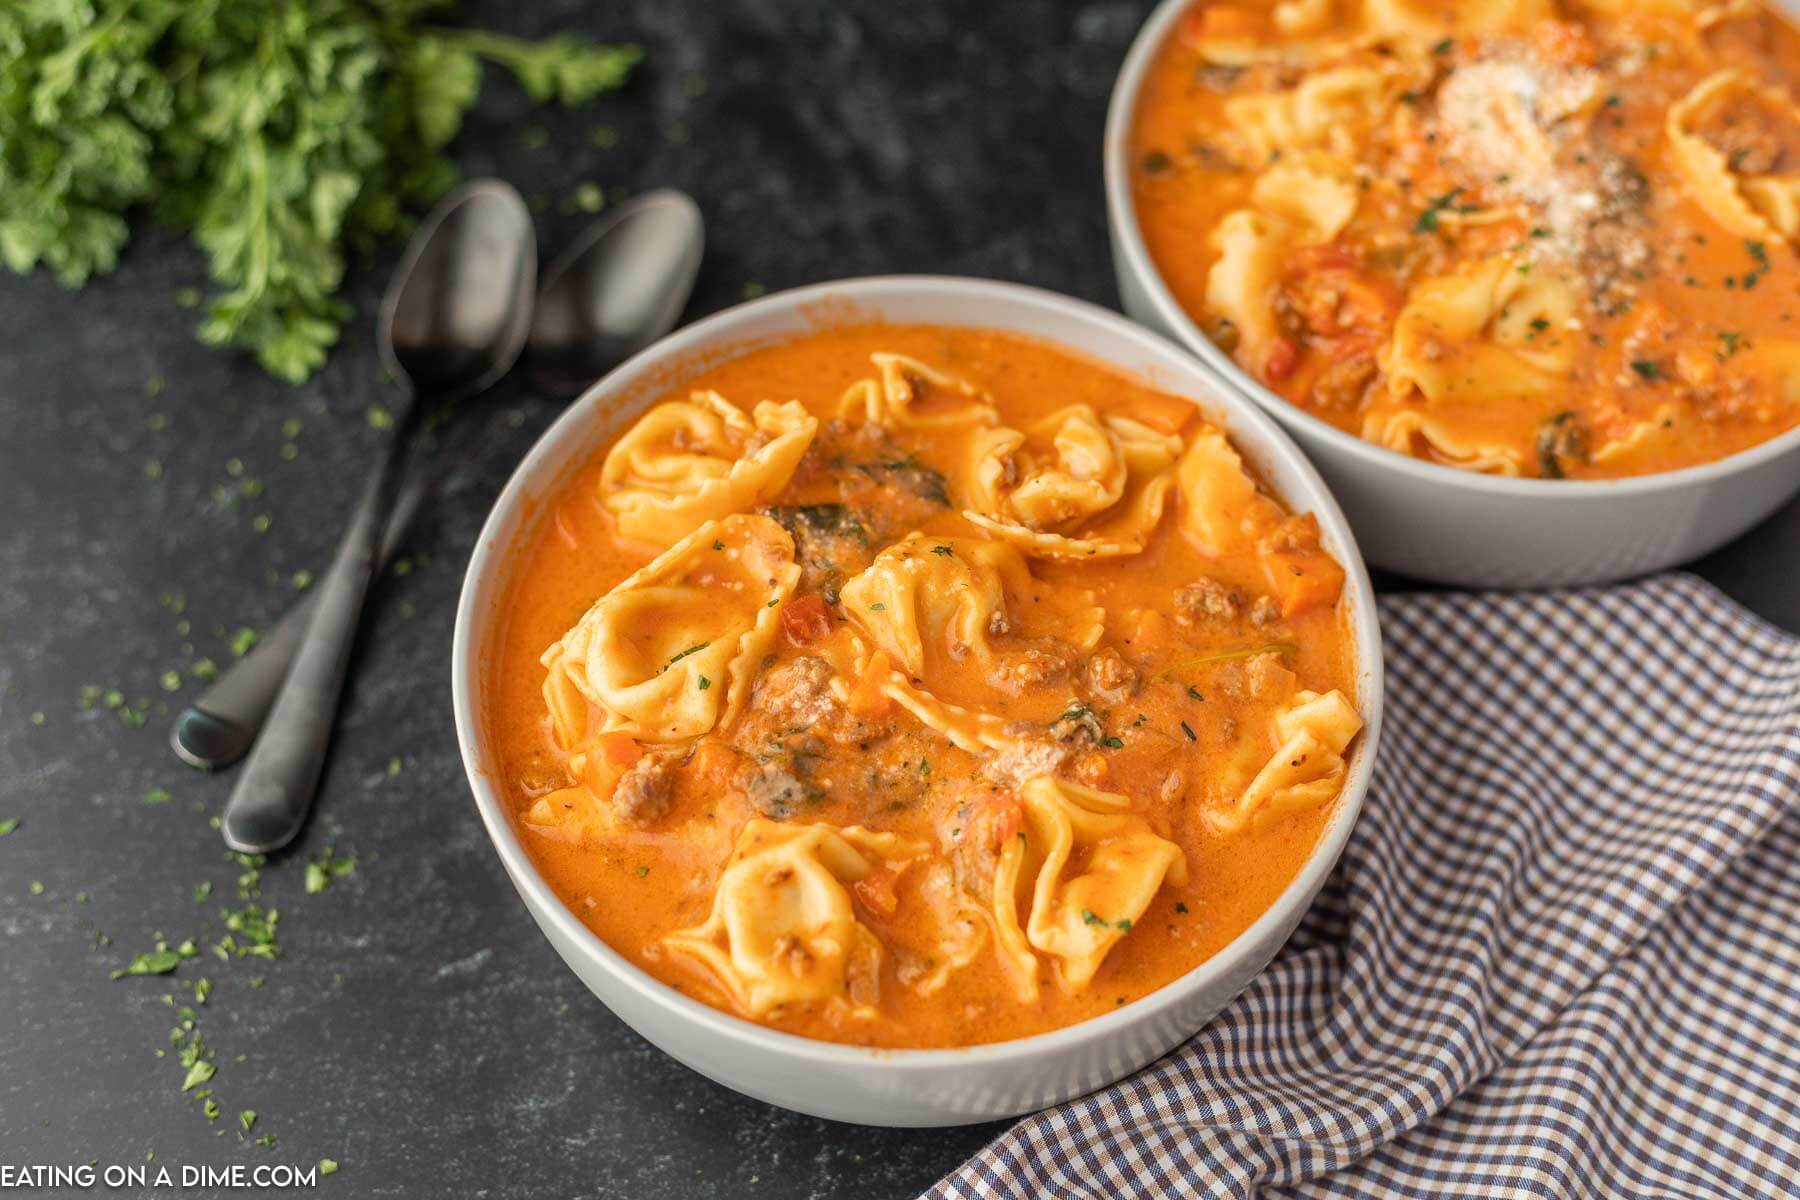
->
[1103,0,1800,589]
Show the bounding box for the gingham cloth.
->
[929,574,1800,1199]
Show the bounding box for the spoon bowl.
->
[382,180,537,402]
[527,189,705,397]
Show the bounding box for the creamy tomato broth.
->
[1131,0,1800,479]
[484,324,1360,1049]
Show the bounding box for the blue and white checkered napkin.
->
[929,574,1800,1199]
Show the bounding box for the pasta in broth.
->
[1132,0,1800,478]
[485,325,1360,1049]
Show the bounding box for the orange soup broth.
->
[483,323,1358,1048]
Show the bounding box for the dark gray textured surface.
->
[1,2,1795,1197]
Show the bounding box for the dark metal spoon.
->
[214,180,536,854]
[525,188,704,396]
[171,188,706,775]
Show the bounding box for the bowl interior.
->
[451,275,1385,1067]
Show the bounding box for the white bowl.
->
[451,276,1385,1126]
[1104,0,1800,588]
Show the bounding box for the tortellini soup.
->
[485,325,1360,1048]
[1132,0,1800,478]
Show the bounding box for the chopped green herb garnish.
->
[1630,360,1661,381]
[144,787,173,805]
[868,603,886,611]
[113,949,183,979]
[0,818,17,836]
[1432,36,1454,54]
[571,182,604,214]
[1175,901,1189,913]
[1414,188,1469,234]
[930,545,953,556]
[1102,736,1125,749]
[305,847,356,895]
[319,1160,340,1177]
[1180,721,1197,742]
[635,866,650,878]
[228,628,259,657]
[1080,909,1134,931]
[662,642,710,670]
[697,675,712,691]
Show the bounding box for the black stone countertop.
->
[2,2,1795,1197]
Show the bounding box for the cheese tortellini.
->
[1205,166,1359,376]
[841,353,999,431]
[991,778,1188,1000]
[839,534,1029,678]
[1380,256,1580,408]
[1667,71,1800,243]
[1361,409,1524,475]
[1225,61,1427,163]
[1206,690,1363,835]
[663,820,927,1018]
[1191,0,1553,64]
[960,405,1184,559]
[1176,424,1287,558]
[541,514,800,746]
[600,390,818,545]
[836,532,1106,751]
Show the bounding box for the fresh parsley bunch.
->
[0,0,638,382]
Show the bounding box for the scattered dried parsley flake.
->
[0,818,18,836]
[228,628,259,657]
[304,847,356,896]
[113,948,183,979]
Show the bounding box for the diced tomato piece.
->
[780,594,833,645]
[853,869,902,917]
[1263,336,1301,385]
[987,796,1024,851]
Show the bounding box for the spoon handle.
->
[219,419,413,854]
[169,469,430,771]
